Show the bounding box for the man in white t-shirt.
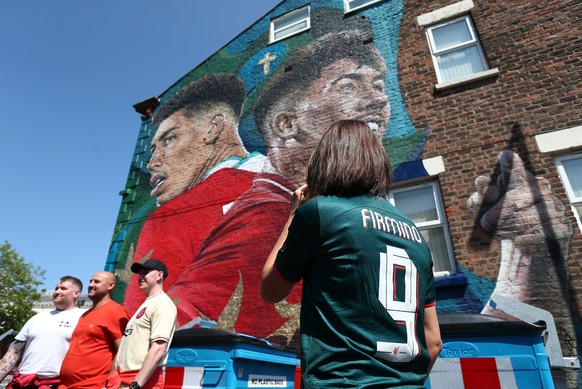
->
[0,276,84,388]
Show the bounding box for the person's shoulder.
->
[155,292,177,306]
[156,293,177,313]
[106,299,125,308]
[300,196,320,209]
[315,195,403,228]
[106,300,130,315]
[22,311,43,323]
[160,291,176,303]
[307,195,361,214]
[293,196,321,221]
[50,307,84,319]
[69,307,85,318]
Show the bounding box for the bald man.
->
[59,272,129,389]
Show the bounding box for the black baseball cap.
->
[131,259,168,279]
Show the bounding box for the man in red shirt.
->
[59,272,129,389]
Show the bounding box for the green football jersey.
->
[276,194,436,388]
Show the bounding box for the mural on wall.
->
[105,0,580,366]
[122,74,260,313]
[110,1,429,346]
[466,147,579,359]
[467,150,573,310]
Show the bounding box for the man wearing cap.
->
[108,260,177,389]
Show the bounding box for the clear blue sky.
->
[0,0,281,292]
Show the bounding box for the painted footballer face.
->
[294,58,390,143]
[281,57,390,186]
[148,111,209,205]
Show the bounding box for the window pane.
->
[432,19,473,51]
[274,21,308,41]
[347,0,380,11]
[393,186,438,223]
[562,157,582,198]
[420,228,452,273]
[273,8,308,31]
[437,45,486,82]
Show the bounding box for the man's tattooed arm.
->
[0,340,25,381]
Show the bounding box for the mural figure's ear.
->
[203,113,225,145]
[271,112,299,141]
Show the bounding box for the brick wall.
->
[398,1,582,386]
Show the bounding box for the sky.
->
[0,0,282,293]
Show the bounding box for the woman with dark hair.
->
[261,120,442,388]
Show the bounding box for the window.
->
[426,15,489,83]
[270,6,310,43]
[344,0,384,13]
[555,154,582,232]
[389,182,455,275]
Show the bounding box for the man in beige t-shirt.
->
[109,260,177,389]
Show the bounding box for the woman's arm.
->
[260,185,307,304]
[423,305,442,376]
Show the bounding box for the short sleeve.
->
[150,298,177,343]
[15,314,37,342]
[108,305,130,341]
[424,251,436,307]
[275,198,320,283]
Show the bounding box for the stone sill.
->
[434,68,500,92]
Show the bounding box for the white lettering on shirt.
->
[361,208,423,244]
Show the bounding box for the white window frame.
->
[555,153,582,232]
[388,181,456,277]
[425,14,489,84]
[269,6,310,43]
[344,0,384,13]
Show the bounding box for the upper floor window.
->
[425,14,489,84]
[344,0,384,13]
[555,154,582,232]
[389,181,455,276]
[270,6,310,43]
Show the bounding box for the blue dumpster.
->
[425,313,554,389]
[165,328,299,389]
